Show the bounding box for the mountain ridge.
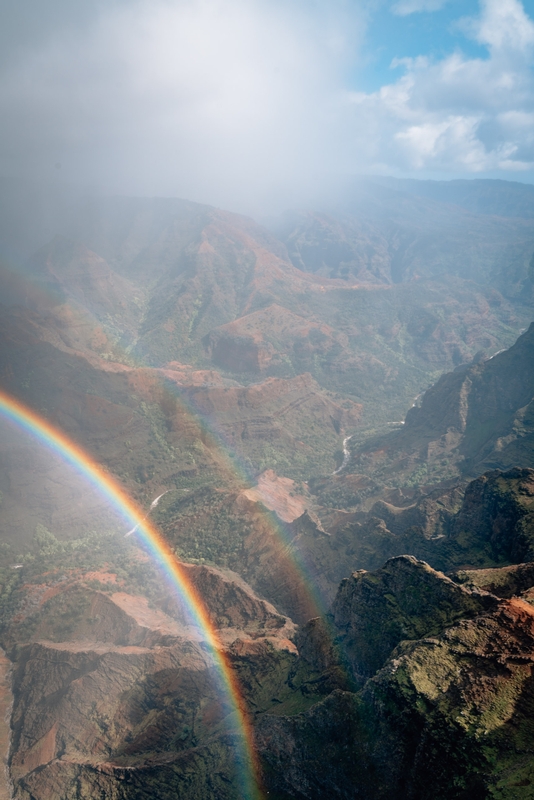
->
[2,176,534,798]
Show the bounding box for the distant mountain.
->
[339,321,534,497]
[3,177,534,799]
[372,176,534,219]
[273,180,534,298]
[2,178,531,433]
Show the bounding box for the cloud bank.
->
[0,0,533,212]
[349,0,534,176]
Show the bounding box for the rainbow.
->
[170,388,326,621]
[1,264,329,621]
[0,388,262,799]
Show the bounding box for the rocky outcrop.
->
[347,322,534,490]
[203,303,341,374]
[330,556,496,684]
[256,556,534,799]
[2,564,297,800]
[445,467,534,564]
[453,561,534,599]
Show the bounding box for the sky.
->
[1,0,534,212]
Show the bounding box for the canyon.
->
[1,176,534,797]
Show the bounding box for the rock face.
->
[275,178,534,295]
[251,468,534,616]
[345,322,534,491]
[256,556,534,800]
[2,178,534,799]
[11,520,534,799]
[404,321,534,473]
[330,556,496,684]
[2,563,297,800]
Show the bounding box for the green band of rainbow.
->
[0,388,262,799]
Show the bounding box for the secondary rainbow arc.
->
[0,387,262,800]
[0,264,331,621]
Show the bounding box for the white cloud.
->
[471,0,534,53]
[347,0,534,176]
[0,0,534,211]
[0,0,365,211]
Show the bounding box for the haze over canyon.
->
[0,173,533,798]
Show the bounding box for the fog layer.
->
[1,0,533,213]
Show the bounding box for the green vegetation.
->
[0,523,168,632]
[3,180,534,800]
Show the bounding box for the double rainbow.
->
[0,388,262,799]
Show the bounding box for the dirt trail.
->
[0,648,12,800]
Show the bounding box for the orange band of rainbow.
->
[0,388,262,799]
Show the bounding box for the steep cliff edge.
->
[2,179,534,799]
[341,322,534,494]
[403,320,534,474]
[256,556,534,799]
[1,562,297,800]
[261,468,534,614]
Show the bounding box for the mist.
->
[0,0,366,214]
[1,0,534,215]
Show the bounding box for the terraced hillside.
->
[2,177,534,798]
